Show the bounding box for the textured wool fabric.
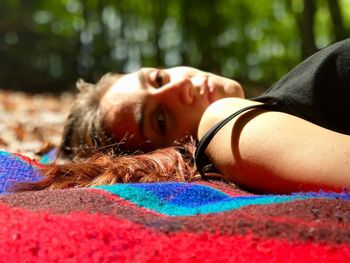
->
[0,151,42,193]
[1,151,350,262]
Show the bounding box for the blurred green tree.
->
[0,0,349,94]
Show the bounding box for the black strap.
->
[194,102,278,177]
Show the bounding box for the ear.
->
[76,79,94,92]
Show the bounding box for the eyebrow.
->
[135,102,146,141]
[136,70,147,140]
[138,69,147,90]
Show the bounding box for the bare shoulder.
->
[197,98,260,139]
[197,97,350,193]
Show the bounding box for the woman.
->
[58,67,244,159]
[19,38,350,193]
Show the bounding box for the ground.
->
[0,90,74,159]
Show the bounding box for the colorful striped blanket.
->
[0,150,350,262]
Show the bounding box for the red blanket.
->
[0,151,349,262]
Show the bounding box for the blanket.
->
[0,151,350,262]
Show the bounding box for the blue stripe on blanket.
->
[0,151,42,194]
[93,183,350,216]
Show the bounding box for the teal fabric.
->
[93,183,350,216]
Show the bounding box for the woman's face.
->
[100,66,243,149]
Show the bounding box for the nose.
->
[153,78,195,105]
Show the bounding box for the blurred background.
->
[1,0,350,95]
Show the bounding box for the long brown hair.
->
[14,142,200,191]
[58,73,123,160]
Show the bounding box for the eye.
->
[156,108,166,134]
[155,73,164,87]
[150,70,168,88]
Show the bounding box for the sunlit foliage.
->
[0,0,349,93]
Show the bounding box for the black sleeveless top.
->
[195,38,350,176]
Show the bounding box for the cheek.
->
[176,110,203,138]
[103,107,144,147]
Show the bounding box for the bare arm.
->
[197,98,350,193]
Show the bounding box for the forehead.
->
[100,71,145,146]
